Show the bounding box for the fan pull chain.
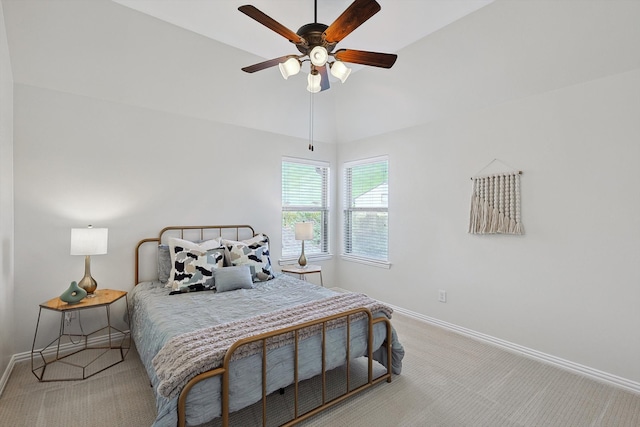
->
[308,91,314,151]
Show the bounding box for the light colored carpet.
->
[1,312,639,426]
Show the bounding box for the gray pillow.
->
[214,266,253,293]
[158,244,171,284]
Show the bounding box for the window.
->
[343,156,389,266]
[281,158,330,261]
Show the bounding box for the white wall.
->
[331,0,640,386]
[337,70,640,383]
[12,84,336,352]
[0,0,14,376]
[4,0,339,354]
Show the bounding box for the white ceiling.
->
[0,0,493,144]
[111,0,494,62]
[8,1,635,144]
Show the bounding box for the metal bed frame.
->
[134,225,393,427]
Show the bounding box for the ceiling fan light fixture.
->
[239,1,398,93]
[309,46,328,67]
[330,61,351,83]
[307,72,321,93]
[278,57,301,79]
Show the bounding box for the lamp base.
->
[78,275,97,296]
[297,253,307,268]
[78,255,97,296]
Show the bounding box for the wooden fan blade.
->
[238,5,304,44]
[333,49,397,68]
[317,65,331,92]
[241,55,295,73]
[323,0,381,43]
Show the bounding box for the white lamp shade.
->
[330,61,352,83]
[70,227,108,255]
[309,46,328,66]
[294,222,314,241]
[307,72,321,93]
[278,57,301,79]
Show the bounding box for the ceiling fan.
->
[239,0,398,93]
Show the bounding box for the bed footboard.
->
[177,307,393,427]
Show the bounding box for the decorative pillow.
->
[158,244,171,284]
[222,234,274,282]
[168,238,224,291]
[214,266,253,293]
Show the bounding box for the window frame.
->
[280,156,331,264]
[342,156,391,268]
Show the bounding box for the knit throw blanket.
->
[152,293,392,399]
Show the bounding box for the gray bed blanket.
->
[153,292,394,399]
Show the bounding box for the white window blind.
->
[343,157,388,263]
[282,158,330,259]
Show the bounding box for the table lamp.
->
[294,222,314,267]
[70,225,108,296]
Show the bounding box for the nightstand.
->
[281,264,323,286]
[31,289,130,381]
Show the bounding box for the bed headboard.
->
[135,225,256,285]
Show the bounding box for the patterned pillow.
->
[222,234,274,282]
[168,238,224,291]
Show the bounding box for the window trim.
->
[341,254,391,268]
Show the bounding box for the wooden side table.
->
[281,265,323,286]
[31,289,130,381]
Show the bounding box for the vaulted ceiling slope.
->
[110,0,494,64]
[335,0,640,142]
[3,0,639,143]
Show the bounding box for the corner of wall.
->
[0,0,16,376]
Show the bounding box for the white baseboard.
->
[390,305,640,395]
[0,331,129,398]
[0,354,17,398]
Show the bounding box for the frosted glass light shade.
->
[307,72,321,93]
[278,57,301,79]
[70,227,108,255]
[309,46,328,66]
[330,61,352,83]
[295,222,314,241]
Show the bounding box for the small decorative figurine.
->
[60,281,87,304]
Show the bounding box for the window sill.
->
[278,254,333,266]
[340,255,391,269]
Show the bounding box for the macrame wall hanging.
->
[469,160,524,235]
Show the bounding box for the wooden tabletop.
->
[40,289,127,311]
[281,265,322,274]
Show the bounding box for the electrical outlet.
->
[438,290,447,303]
